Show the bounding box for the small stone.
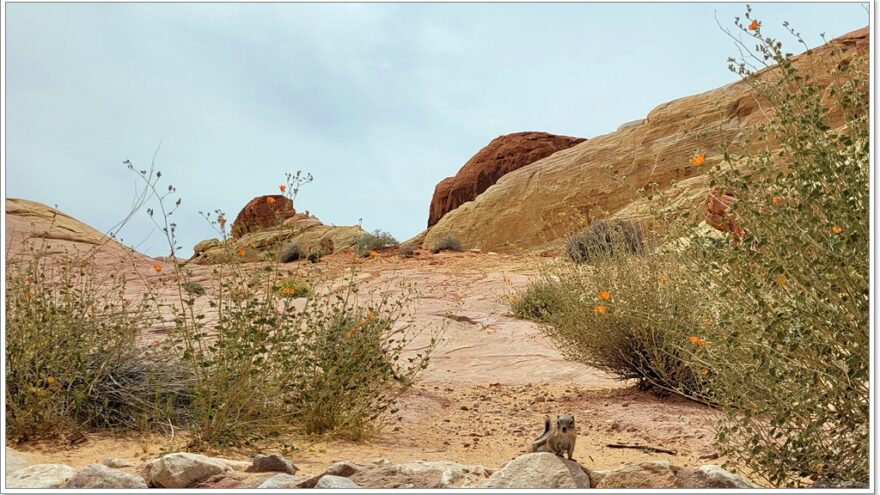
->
[247,454,298,474]
[102,458,135,468]
[315,475,360,488]
[460,406,469,411]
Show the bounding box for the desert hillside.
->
[422,27,868,253]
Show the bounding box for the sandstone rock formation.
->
[483,452,591,489]
[428,131,586,227]
[231,194,295,238]
[589,460,757,489]
[143,453,236,488]
[5,464,76,489]
[423,27,868,252]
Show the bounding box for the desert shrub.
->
[275,277,312,298]
[355,230,398,257]
[565,219,645,264]
[509,279,565,323]
[534,251,712,401]
[431,235,462,254]
[307,250,323,263]
[182,280,205,296]
[677,17,870,487]
[279,242,304,262]
[4,252,182,438]
[398,245,416,258]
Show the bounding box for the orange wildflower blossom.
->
[152,264,162,272]
[46,377,56,386]
[831,225,843,235]
[266,196,276,206]
[689,335,707,347]
[368,250,379,258]
[279,184,287,193]
[597,290,611,301]
[775,275,788,287]
[690,153,706,167]
[281,287,296,295]
[748,19,760,31]
[238,249,247,257]
[346,326,358,338]
[593,305,607,316]
[771,196,784,206]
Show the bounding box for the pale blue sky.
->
[5,2,869,256]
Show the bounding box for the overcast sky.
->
[5,2,868,256]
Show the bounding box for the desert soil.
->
[9,249,724,477]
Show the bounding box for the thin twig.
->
[606,443,678,455]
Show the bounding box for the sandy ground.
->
[8,249,726,478]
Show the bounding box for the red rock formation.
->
[428,131,586,227]
[231,195,295,238]
[706,188,744,240]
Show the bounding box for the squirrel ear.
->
[556,415,560,419]
[571,415,575,422]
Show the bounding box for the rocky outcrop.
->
[231,194,296,238]
[424,27,868,252]
[349,459,493,489]
[190,213,366,264]
[428,132,586,227]
[246,454,298,474]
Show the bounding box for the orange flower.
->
[346,326,358,338]
[771,196,783,206]
[238,249,247,257]
[366,310,375,320]
[831,225,843,235]
[152,264,162,272]
[593,305,607,316]
[25,290,34,299]
[689,335,706,347]
[281,287,295,295]
[690,153,706,167]
[46,377,56,386]
[659,276,669,285]
[775,274,788,287]
[152,339,161,346]
[368,250,379,258]
[597,290,611,301]
[266,197,276,206]
[748,19,760,31]
[279,185,287,193]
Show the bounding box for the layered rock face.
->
[424,27,868,252]
[428,132,586,227]
[231,194,295,238]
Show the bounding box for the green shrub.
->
[509,279,564,323]
[565,219,645,264]
[680,17,869,487]
[398,245,416,258]
[307,250,323,263]
[355,230,398,257]
[275,277,312,298]
[4,252,184,438]
[534,252,711,400]
[279,243,304,263]
[182,280,205,296]
[431,235,462,254]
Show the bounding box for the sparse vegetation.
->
[508,279,563,323]
[398,245,416,258]
[307,250,323,263]
[355,230,398,257]
[565,219,645,264]
[275,277,312,298]
[431,235,462,254]
[279,242,304,263]
[182,280,205,296]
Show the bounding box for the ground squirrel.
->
[528,415,576,460]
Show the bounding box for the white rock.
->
[64,463,147,488]
[257,473,303,489]
[5,447,29,475]
[677,464,759,488]
[6,464,76,489]
[144,453,232,488]
[483,453,590,489]
[102,457,135,468]
[316,474,360,488]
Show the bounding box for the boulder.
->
[195,474,244,488]
[247,454,298,474]
[423,28,868,252]
[676,465,758,488]
[192,224,365,264]
[231,195,296,238]
[193,238,220,256]
[315,474,360,489]
[428,131,586,227]
[590,460,677,488]
[143,453,233,488]
[350,460,493,489]
[64,463,148,489]
[257,473,306,489]
[483,453,590,489]
[325,460,367,477]
[6,464,76,489]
